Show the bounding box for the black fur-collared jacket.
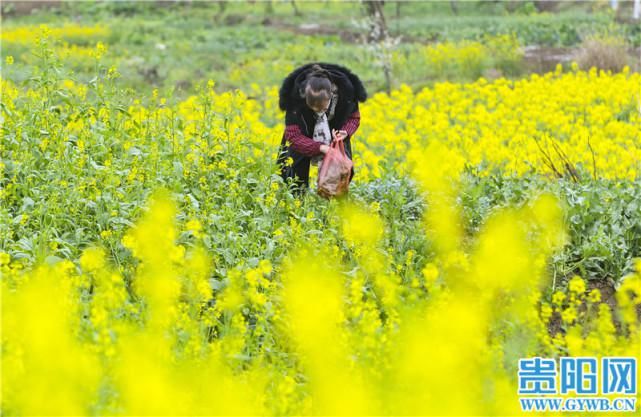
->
[278,62,368,156]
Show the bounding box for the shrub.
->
[576,34,630,72]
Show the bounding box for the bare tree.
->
[450,0,459,15]
[363,0,389,43]
[215,1,227,22]
[291,0,302,17]
[360,0,399,93]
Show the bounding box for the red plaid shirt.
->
[284,110,361,157]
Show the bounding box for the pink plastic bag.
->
[317,139,353,199]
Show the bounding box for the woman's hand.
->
[332,129,347,142]
[319,130,347,155]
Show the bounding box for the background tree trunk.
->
[362,0,392,94]
[450,0,459,15]
[363,0,388,42]
[265,0,274,15]
[291,0,302,17]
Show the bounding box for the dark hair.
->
[304,64,332,110]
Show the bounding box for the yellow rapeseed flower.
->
[568,275,586,294]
